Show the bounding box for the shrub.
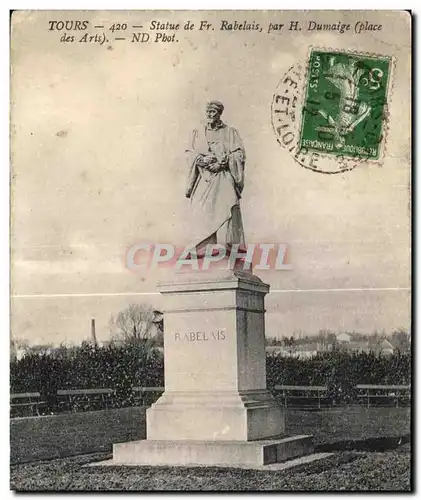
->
[10,345,410,412]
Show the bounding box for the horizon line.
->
[11,287,411,298]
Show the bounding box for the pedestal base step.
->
[110,435,313,467]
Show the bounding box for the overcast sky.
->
[11,11,411,345]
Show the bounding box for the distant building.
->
[336,333,395,356]
[266,342,329,359]
[266,345,284,356]
[337,332,352,343]
[152,310,164,333]
[377,338,394,355]
[265,333,396,358]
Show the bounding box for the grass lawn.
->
[10,447,411,491]
[10,406,411,491]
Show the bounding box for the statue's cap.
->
[206,100,224,113]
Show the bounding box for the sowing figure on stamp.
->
[318,56,371,148]
[185,101,246,256]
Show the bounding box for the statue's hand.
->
[197,154,217,167]
[207,162,225,173]
[218,153,228,165]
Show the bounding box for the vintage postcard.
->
[10,10,412,492]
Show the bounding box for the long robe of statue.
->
[185,120,246,253]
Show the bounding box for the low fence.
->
[355,385,411,408]
[10,384,411,418]
[57,388,117,413]
[10,392,46,417]
[274,385,329,409]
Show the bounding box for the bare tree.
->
[109,304,156,345]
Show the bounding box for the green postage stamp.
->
[299,49,392,160]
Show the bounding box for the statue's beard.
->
[207,117,221,128]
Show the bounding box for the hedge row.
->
[266,350,411,388]
[10,343,411,411]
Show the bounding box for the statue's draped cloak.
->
[185,122,246,250]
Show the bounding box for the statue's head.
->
[206,101,224,125]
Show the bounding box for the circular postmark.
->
[271,50,391,174]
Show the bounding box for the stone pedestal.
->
[112,435,314,467]
[111,269,313,467]
[147,269,284,441]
